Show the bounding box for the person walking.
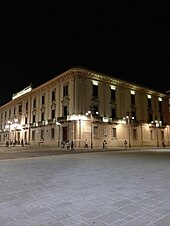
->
[103,140,105,149]
[21,139,24,147]
[124,140,127,148]
[162,140,166,148]
[71,140,74,151]
[84,139,88,148]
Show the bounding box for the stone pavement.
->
[0,147,170,225]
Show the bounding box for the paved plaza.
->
[0,147,170,226]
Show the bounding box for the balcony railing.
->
[92,115,102,122]
[57,116,67,123]
[38,121,46,127]
[30,122,36,128]
[48,118,56,124]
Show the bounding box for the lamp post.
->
[86,111,93,149]
[126,115,131,148]
[90,114,93,149]
[123,112,134,148]
[155,120,159,148]
[13,118,18,145]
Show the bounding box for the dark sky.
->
[0,2,170,106]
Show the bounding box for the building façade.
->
[0,67,170,148]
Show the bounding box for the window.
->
[33,115,36,123]
[33,98,36,108]
[148,97,152,108]
[51,109,55,119]
[112,128,116,139]
[51,128,55,139]
[111,108,116,119]
[19,104,22,114]
[32,130,35,140]
[42,95,45,105]
[94,126,98,138]
[26,102,28,111]
[131,93,135,105]
[63,106,68,116]
[40,130,44,140]
[41,112,44,121]
[111,88,116,101]
[93,84,98,97]
[104,128,107,137]
[25,117,28,125]
[161,130,164,140]
[159,99,162,112]
[132,128,137,139]
[52,90,55,101]
[24,131,27,141]
[63,84,68,97]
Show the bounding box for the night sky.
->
[0,2,170,106]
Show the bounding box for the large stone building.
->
[0,67,170,148]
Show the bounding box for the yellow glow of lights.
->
[130,90,135,95]
[92,81,98,86]
[12,86,32,100]
[103,117,109,122]
[67,114,87,121]
[110,85,116,90]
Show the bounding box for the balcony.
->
[38,121,46,127]
[57,116,67,123]
[92,115,102,122]
[48,118,56,125]
[30,122,36,128]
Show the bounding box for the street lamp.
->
[123,112,134,148]
[13,118,18,145]
[126,115,131,148]
[86,111,93,149]
[155,120,160,148]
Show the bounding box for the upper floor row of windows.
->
[0,81,168,121]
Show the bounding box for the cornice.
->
[0,67,169,110]
[70,67,168,98]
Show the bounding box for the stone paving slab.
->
[0,148,170,225]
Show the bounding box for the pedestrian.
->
[84,139,88,148]
[124,140,127,148]
[162,140,166,148]
[71,140,74,151]
[21,139,24,147]
[5,140,9,147]
[104,140,107,149]
[103,140,105,149]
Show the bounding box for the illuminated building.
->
[0,67,170,148]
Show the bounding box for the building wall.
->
[0,67,170,148]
